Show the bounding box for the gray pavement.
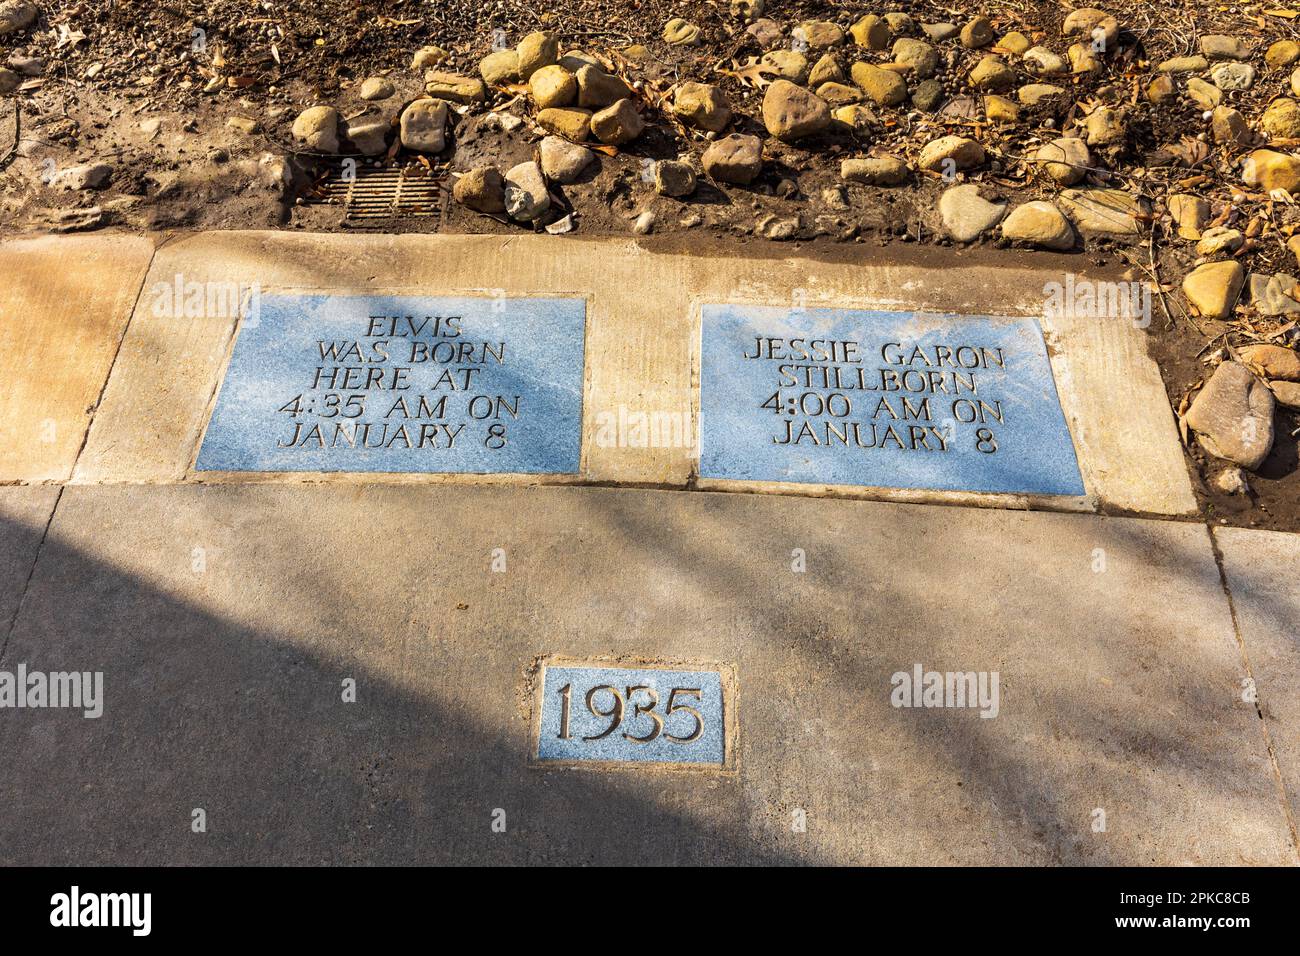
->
[0,484,1293,865]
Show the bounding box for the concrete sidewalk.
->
[1,231,1194,516]
[0,483,1294,865]
[0,230,1292,865]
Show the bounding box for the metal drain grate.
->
[309,159,447,226]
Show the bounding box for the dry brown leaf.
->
[1167,136,1211,167]
[718,58,779,89]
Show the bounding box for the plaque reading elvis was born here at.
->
[699,304,1085,496]
[196,294,586,474]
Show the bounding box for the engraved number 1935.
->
[556,684,704,745]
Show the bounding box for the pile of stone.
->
[277,12,1300,481]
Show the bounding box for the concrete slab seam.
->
[1207,523,1300,862]
[0,485,63,663]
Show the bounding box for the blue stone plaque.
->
[196,294,586,474]
[536,664,728,766]
[699,304,1085,496]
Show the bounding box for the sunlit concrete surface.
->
[0,235,156,481]
[69,231,1195,516]
[0,484,1291,865]
[1215,526,1300,839]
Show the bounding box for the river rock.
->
[761,50,809,83]
[1261,98,1300,139]
[911,79,944,111]
[1211,106,1251,146]
[1018,83,1065,105]
[1146,75,1177,104]
[1211,62,1255,90]
[1084,106,1124,145]
[412,45,449,69]
[537,107,592,141]
[1246,274,1300,316]
[1036,136,1090,185]
[747,18,783,47]
[1197,227,1243,257]
[346,117,389,155]
[0,1,36,35]
[841,155,909,186]
[576,66,632,109]
[808,53,843,87]
[762,80,830,140]
[1058,188,1147,234]
[424,72,487,103]
[1266,40,1300,70]
[531,65,576,108]
[1000,201,1075,249]
[674,82,732,132]
[984,95,1020,124]
[1185,361,1275,470]
[1200,35,1250,60]
[850,14,891,50]
[1000,31,1032,55]
[504,160,549,221]
[1240,344,1300,380]
[1187,77,1222,110]
[291,106,340,153]
[1270,380,1300,408]
[453,167,506,214]
[539,136,594,184]
[1157,55,1209,73]
[1068,43,1102,73]
[938,184,1006,241]
[919,135,985,172]
[480,50,520,85]
[893,38,939,78]
[517,32,559,78]
[960,17,995,49]
[655,159,697,197]
[53,163,112,191]
[797,20,843,48]
[399,99,448,152]
[1242,149,1300,192]
[1182,260,1245,319]
[590,99,643,144]
[1167,193,1209,239]
[1023,46,1067,75]
[1062,9,1119,51]
[359,77,394,101]
[702,133,763,184]
[969,55,1016,91]
[663,18,701,45]
[851,62,907,106]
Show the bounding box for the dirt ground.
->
[1,0,1297,527]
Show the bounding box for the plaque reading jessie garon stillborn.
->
[699,304,1085,496]
[196,294,586,474]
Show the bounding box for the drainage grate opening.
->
[307,158,448,227]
